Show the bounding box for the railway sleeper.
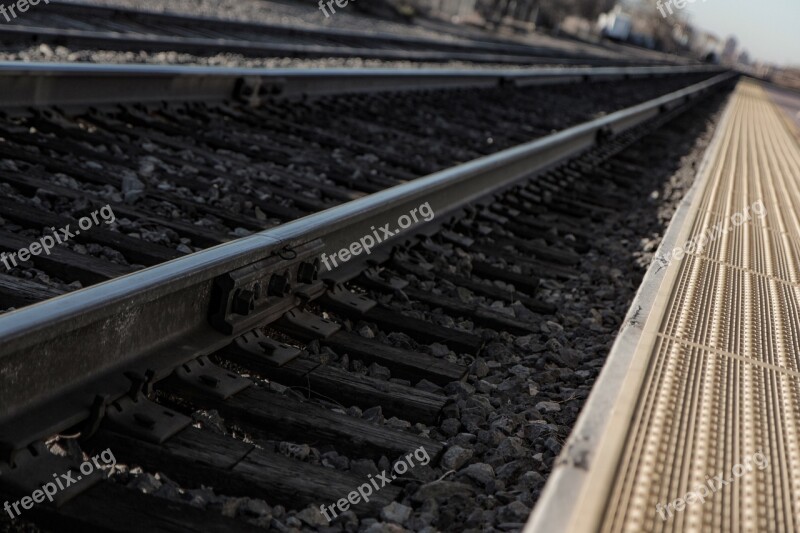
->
[390,254,556,316]
[85,427,400,515]
[272,309,466,385]
[223,340,448,425]
[160,373,444,462]
[2,481,260,533]
[0,169,232,248]
[0,197,182,266]
[0,229,134,285]
[0,273,64,308]
[322,298,484,355]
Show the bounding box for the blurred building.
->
[772,67,800,90]
[690,30,721,62]
[596,3,659,49]
[597,7,632,41]
[475,0,539,27]
[719,36,738,64]
[736,49,750,66]
[430,0,477,21]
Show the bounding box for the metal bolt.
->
[232,289,256,315]
[268,273,291,296]
[297,262,317,284]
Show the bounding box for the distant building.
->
[474,0,539,27]
[598,7,632,41]
[719,36,738,64]
[431,0,476,20]
[689,30,721,62]
[736,49,750,66]
[596,4,657,49]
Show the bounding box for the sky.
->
[682,0,800,66]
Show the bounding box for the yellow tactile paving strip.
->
[599,80,800,532]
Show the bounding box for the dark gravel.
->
[0,3,729,532]
[0,74,714,309]
[96,91,733,532]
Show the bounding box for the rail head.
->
[0,70,737,461]
[0,62,727,111]
[42,0,616,60]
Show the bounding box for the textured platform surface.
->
[527,79,800,532]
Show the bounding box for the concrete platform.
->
[526,78,800,533]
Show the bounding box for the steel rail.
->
[406,15,692,67]
[42,0,623,61]
[0,70,737,462]
[0,25,621,66]
[0,62,725,111]
[11,1,669,67]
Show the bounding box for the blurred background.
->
[0,0,796,89]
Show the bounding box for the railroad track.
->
[0,0,680,66]
[0,64,736,532]
[0,63,722,300]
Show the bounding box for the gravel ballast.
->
[104,91,734,532]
